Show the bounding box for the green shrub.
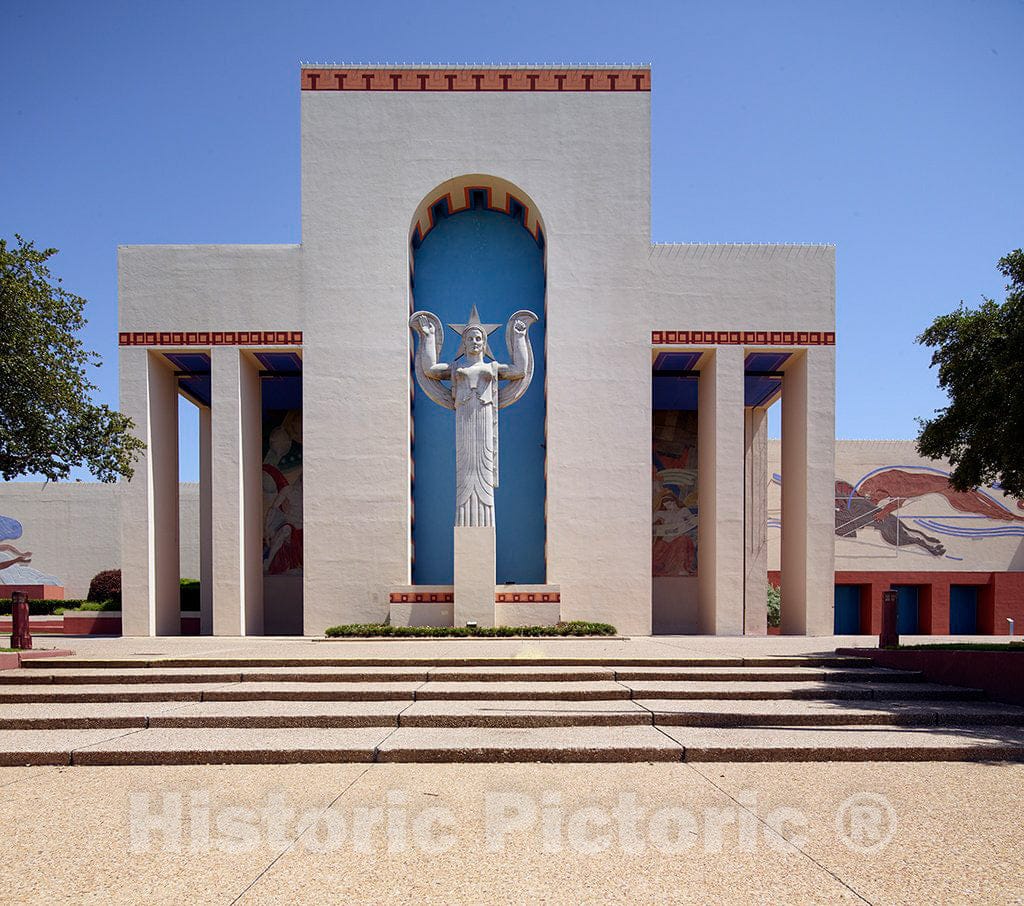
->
[87,569,121,606]
[74,600,121,612]
[324,620,617,638]
[767,584,781,628]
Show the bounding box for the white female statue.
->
[410,305,538,528]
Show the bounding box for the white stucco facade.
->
[108,65,836,636]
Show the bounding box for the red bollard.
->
[879,589,899,649]
[10,591,32,650]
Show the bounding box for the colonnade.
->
[694,346,835,635]
[119,347,266,636]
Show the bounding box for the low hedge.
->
[57,601,122,614]
[324,620,617,638]
[1,583,202,615]
[0,599,94,616]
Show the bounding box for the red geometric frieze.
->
[301,68,650,92]
[494,592,561,603]
[119,331,303,346]
[389,592,455,604]
[415,184,543,247]
[651,330,835,346]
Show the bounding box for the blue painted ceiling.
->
[652,350,792,410]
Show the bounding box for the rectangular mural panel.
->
[262,409,303,576]
[653,410,698,577]
[768,441,1024,573]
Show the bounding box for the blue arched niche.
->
[411,195,546,585]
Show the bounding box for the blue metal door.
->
[949,585,978,634]
[834,585,861,634]
[893,585,920,634]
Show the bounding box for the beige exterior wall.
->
[0,482,200,599]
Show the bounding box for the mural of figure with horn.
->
[410,304,538,528]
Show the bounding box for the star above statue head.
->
[448,304,501,360]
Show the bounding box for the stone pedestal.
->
[454,526,496,628]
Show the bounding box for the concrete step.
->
[412,681,631,701]
[0,727,394,766]
[0,667,432,685]
[64,725,682,765]
[1,654,1016,763]
[0,729,153,765]
[611,667,922,683]
[21,655,876,670]
[0,684,222,704]
[0,702,158,730]
[148,700,408,728]
[5,664,913,686]
[635,698,1024,727]
[619,680,985,701]
[0,670,245,686]
[199,682,423,702]
[0,677,984,705]
[4,697,1018,732]
[658,725,1024,762]
[5,722,1020,765]
[71,727,397,765]
[397,699,650,728]
[375,726,682,762]
[0,682,422,704]
[423,666,615,682]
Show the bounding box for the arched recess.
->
[409,175,547,586]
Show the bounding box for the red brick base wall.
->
[768,570,1024,634]
[0,585,64,600]
[837,648,1024,706]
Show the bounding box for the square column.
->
[696,346,745,635]
[120,348,180,636]
[453,526,496,628]
[210,348,264,636]
[781,347,836,635]
[198,404,213,635]
[743,405,769,635]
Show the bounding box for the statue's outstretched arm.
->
[497,310,539,408]
[410,310,455,409]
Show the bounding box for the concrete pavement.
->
[0,761,1020,904]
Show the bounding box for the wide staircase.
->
[1,654,1023,764]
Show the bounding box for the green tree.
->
[916,250,1024,498]
[0,235,144,482]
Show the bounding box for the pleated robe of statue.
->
[453,360,500,527]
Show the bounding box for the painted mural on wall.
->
[262,410,303,575]
[769,462,1024,565]
[834,466,1024,561]
[653,410,698,577]
[0,514,61,586]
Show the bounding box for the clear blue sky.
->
[3,0,1021,482]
